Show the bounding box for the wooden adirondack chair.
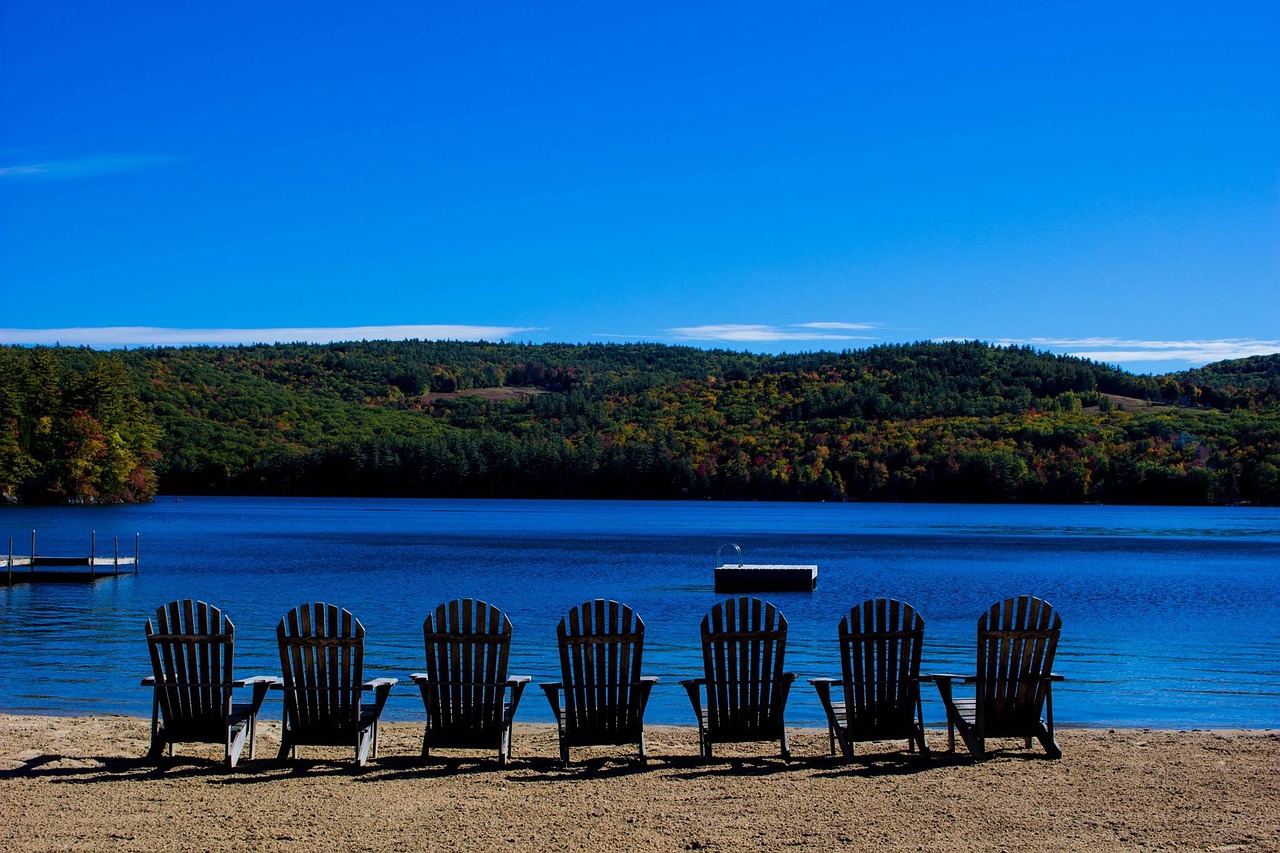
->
[932,595,1065,759]
[681,596,797,760]
[540,599,657,766]
[410,598,530,765]
[141,599,277,767]
[276,602,397,766]
[809,598,929,759]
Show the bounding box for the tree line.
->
[1,340,1276,505]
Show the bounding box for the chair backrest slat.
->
[701,596,788,738]
[976,596,1061,734]
[423,598,512,735]
[145,599,234,735]
[556,599,645,739]
[278,602,365,737]
[839,597,924,738]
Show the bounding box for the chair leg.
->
[912,696,928,756]
[148,693,162,761]
[1041,687,1061,758]
[947,712,984,758]
[833,731,850,760]
[145,701,166,763]
[780,728,791,762]
[1036,722,1062,759]
[638,731,648,765]
[356,728,373,767]
[227,721,250,768]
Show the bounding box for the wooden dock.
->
[713,544,817,592]
[4,532,138,586]
[714,563,818,592]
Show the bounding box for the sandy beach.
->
[1,715,1276,852]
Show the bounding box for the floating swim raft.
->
[713,543,817,593]
[4,531,139,586]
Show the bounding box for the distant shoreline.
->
[6,492,1276,507]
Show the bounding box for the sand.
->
[2,715,1276,852]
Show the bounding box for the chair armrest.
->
[504,675,531,719]
[929,673,971,683]
[539,682,564,723]
[1048,673,1066,682]
[236,676,278,713]
[932,674,968,706]
[637,676,658,711]
[777,673,797,708]
[141,675,157,687]
[809,677,837,708]
[409,672,429,684]
[809,678,841,724]
[363,678,397,719]
[681,678,706,719]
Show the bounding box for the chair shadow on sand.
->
[1,751,239,783]
[0,749,400,785]
[0,730,1059,788]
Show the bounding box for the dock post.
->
[30,530,35,576]
[135,533,140,574]
[6,538,11,586]
[90,531,96,578]
[114,536,120,576]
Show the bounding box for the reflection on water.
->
[2,498,1278,728]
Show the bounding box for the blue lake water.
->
[2,497,1277,729]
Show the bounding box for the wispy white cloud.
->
[0,325,540,348]
[987,337,1280,365]
[793,322,879,331]
[668,323,880,343]
[0,154,175,181]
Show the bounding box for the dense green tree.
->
[0,348,159,502]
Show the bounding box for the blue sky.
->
[2,1,1276,374]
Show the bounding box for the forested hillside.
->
[2,341,1277,505]
[0,348,159,503]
